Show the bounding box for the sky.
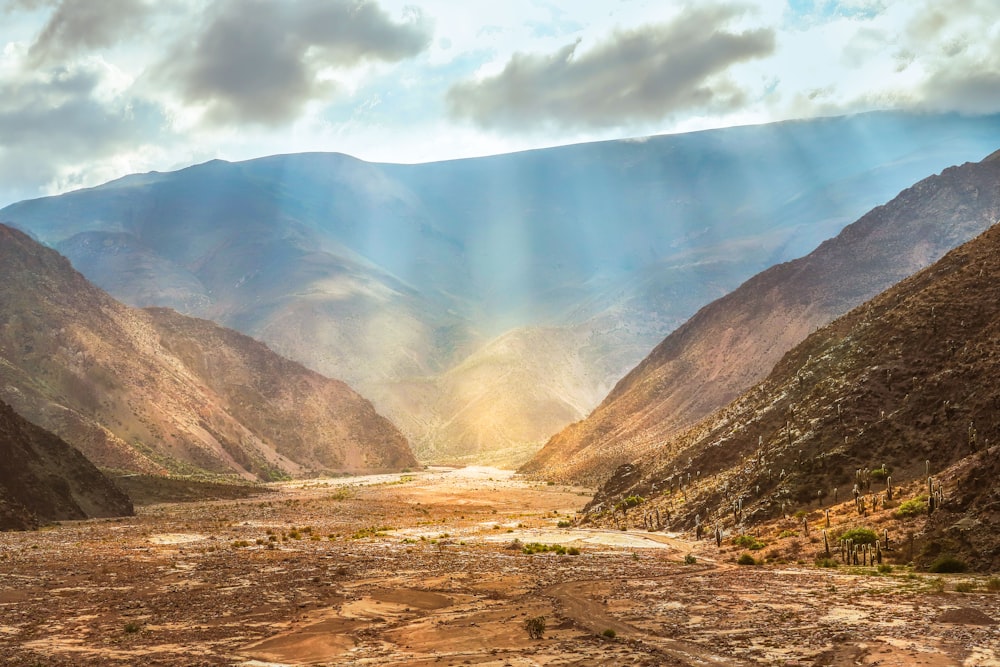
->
[1,0,998,207]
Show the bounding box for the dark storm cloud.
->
[447,5,775,131]
[0,65,168,194]
[16,0,154,65]
[156,0,432,126]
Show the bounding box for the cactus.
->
[823,530,830,557]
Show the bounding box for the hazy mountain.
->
[585,214,1000,569]
[0,224,415,479]
[0,400,133,530]
[5,111,1000,464]
[523,151,1000,485]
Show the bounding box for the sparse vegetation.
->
[954,581,976,593]
[737,553,757,566]
[684,554,697,564]
[602,628,617,639]
[524,616,546,640]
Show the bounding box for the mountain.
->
[0,400,133,530]
[0,224,415,479]
[522,151,1000,485]
[5,111,1000,464]
[583,212,1000,569]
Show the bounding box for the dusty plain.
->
[1,467,998,666]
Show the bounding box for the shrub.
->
[733,534,766,550]
[557,520,572,528]
[123,622,141,634]
[839,527,878,545]
[954,581,976,593]
[928,556,968,573]
[566,547,581,556]
[870,466,890,481]
[684,554,697,565]
[737,553,757,566]
[986,577,1000,592]
[602,628,617,639]
[877,564,893,573]
[815,557,838,568]
[893,499,927,519]
[524,616,546,640]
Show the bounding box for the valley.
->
[2,468,998,666]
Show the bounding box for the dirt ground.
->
[1,467,999,666]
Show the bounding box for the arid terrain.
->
[2,468,998,666]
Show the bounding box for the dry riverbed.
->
[1,467,998,665]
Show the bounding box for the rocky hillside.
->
[523,151,1000,486]
[0,401,133,530]
[586,217,1000,570]
[0,224,415,479]
[6,112,1000,465]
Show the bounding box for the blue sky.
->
[1,0,998,207]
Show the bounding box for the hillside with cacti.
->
[584,214,1000,571]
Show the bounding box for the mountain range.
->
[0,224,415,480]
[584,182,1000,568]
[523,150,1000,485]
[6,111,1000,464]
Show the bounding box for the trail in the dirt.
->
[544,578,747,667]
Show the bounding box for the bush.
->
[684,554,697,565]
[733,534,766,550]
[877,564,893,573]
[870,466,890,481]
[815,557,838,568]
[839,527,878,545]
[602,628,617,639]
[557,520,572,528]
[893,498,927,519]
[986,577,1000,592]
[928,555,968,573]
[524,616,546,640]
[954,581,976,593]
[123,622,141,634]
[737,553,757,566]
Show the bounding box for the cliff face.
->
[523,154,1000,486]
[0,224,415,480]
[0,401,133,530]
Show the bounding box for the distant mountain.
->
[522,151,1000,485]
[584,214,1000,570]
[0,400,133,530]
[5,111,1000,464]
[0,224,415,479]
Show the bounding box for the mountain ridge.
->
[6,111,1000,464]
[0,223,415,479]
[522,153,1000,485]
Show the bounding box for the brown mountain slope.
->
[0,224,415,479]
[0,400,133,530]
[522,152,1000,486]
[587,219,1000,569]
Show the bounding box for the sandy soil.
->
[1,467,999,666]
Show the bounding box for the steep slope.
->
[5,112,1000,464]
[523,152,1000,485]
[0,400,133,530]
[586,216,1000,569]
[0,224,414,479]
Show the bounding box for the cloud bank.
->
[155,0,433,126]
[447,5,775,130]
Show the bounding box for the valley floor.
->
[1,468,998,666]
